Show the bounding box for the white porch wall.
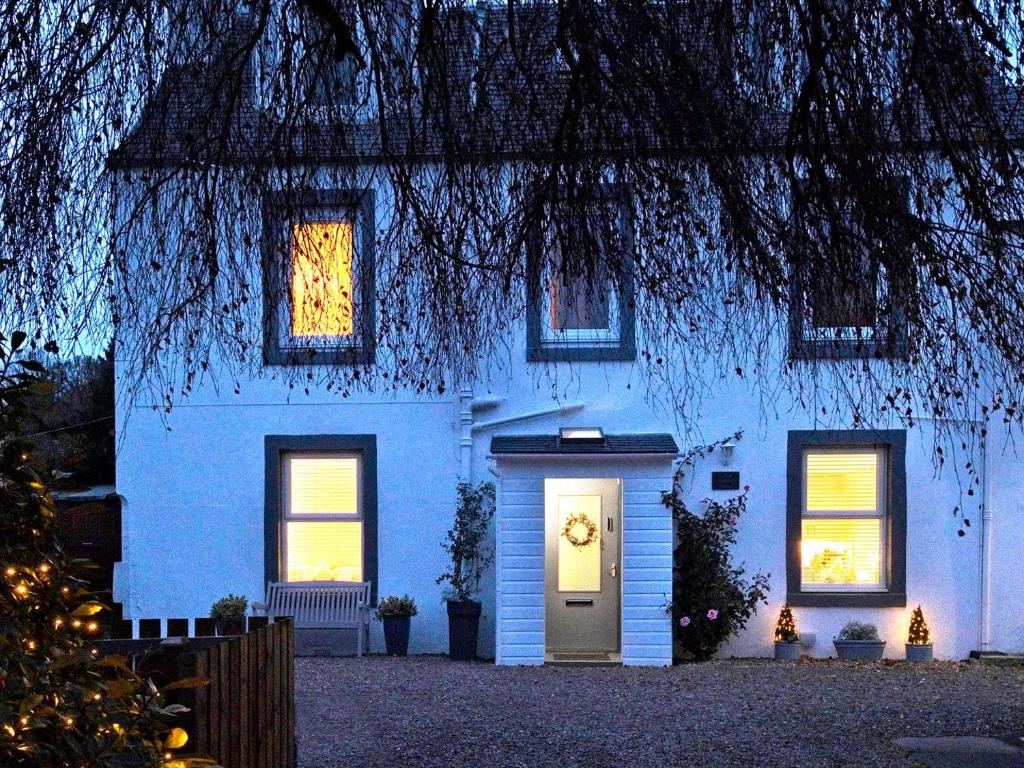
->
[492,458,673,666]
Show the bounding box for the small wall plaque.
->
[711,471,741,491]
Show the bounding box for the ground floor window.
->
[265,436,377,601]
[786,430,906,607]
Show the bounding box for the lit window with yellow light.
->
[289,221,355,339]
[282,454,363,583]
[801,449,886,591]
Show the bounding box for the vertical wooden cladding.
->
[173,619,295,768]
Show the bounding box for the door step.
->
[545,651,622,667]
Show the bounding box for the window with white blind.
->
[787,431,907,608]
[282,453,363,582]
[801,449,886,591]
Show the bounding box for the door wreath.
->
[561,512,599,548]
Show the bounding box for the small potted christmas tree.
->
[774,605,802,661]
[905,605,933,662]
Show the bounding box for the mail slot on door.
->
[565,598,594,607]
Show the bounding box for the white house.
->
[108,7,1024,664]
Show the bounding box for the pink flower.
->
[679,616,691,627]
[743,484,751,492]
[707,609,719,620]
[728,515,738,526]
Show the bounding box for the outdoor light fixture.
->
[559,427,606,445]
[720,440,736,466]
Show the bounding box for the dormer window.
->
[263,190,376,366]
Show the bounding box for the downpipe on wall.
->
[457,386,585,482]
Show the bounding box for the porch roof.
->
[490,433,678,456]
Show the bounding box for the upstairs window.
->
[789,188,909,360]
[528,187,635,362]
[264,190,376,366]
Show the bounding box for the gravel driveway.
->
[296,656,1024,768]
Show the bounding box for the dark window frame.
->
[264,434,378,604]
[262,189,376,366]
[786,429,907,608]
[787,183,912,361]
[526,184,636,363]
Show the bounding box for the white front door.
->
[544,478,621,654]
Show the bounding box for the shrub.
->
[0,332,208,767]
[437,481,496,602]
[664,435,770,661]
[209,594,247,620]
[375,594,418,620]
[836,621,880,641]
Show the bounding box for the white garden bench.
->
[252,581,371,657]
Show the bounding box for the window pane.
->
[290,221,354,338]
[549,276,610,330]
[805,452,878,511]
[288,456,358,516]
[801,518,882,587]
[286,521,362,582]
[557,495,602,592]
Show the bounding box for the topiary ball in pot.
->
[375,595,418,656]
[210,593,248,636]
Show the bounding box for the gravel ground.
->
[296,656,1024,768]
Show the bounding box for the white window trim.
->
[281,451,364,582]
[800,447,888,593]
[802,264,886,343]
[540,280,621,347]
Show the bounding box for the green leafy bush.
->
[0,332,207,767]
[665,435,770,661]
[836,621,880,641]
[375,595,418,620]
[209,594,247,620]
[437,481,495,602]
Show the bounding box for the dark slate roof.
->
[491,433,679,455]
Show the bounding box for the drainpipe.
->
[458,394,587,481]
[980,421,994,651]
[457,388,507,482]
[470,401,586,433]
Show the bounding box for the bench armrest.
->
[251,601,269,616]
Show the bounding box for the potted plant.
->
[210,593,247,636]
[905,605,934,662]
[773,605,802,661]
[437,481,495,661]
[375,594,418,656]
[833,621,886,661]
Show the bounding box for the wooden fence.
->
[97,619,295,768]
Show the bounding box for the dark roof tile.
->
[490,432,679,455]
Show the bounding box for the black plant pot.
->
[446,599,482,661]
[382,616,411,656]
[216,616,245,636]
